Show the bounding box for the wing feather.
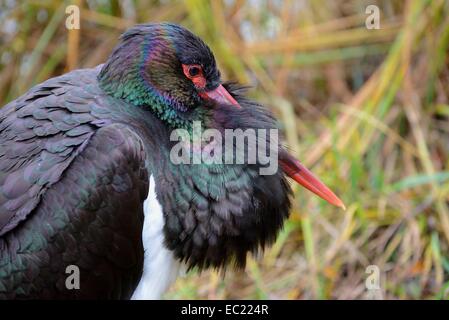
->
[0,67,150,298]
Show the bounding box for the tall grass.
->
[0,0,448,299]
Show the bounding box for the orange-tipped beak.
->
[280,152,345,209]
[201,84,345,209]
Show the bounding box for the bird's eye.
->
[182,64,206,89]
[182,64,203,79]
[188,66,200,77]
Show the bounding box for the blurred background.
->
[1,0,449,299]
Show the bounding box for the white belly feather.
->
[131,175,180,300]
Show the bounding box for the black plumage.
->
[0,67,149,298]
[0,23,343,299]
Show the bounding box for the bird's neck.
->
[98,74,191,129]
[98,82,291,271]
[144,116,290,271]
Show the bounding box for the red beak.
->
[279,151,346,209]
[201,85,345,209]
[200,84,240,107]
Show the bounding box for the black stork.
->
[0,23,344,299]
